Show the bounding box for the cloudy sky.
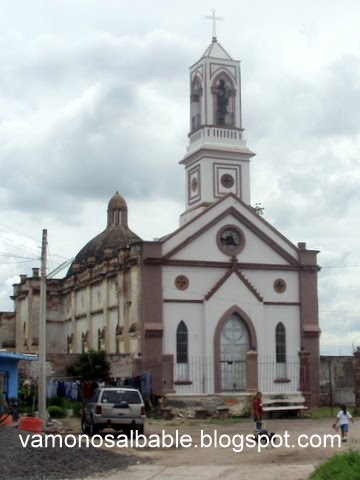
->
[1,0,359,354]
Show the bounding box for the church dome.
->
[108,191,127,210]
[67,191,141,276]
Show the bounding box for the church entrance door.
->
[220,314,249,391]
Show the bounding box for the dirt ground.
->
[63,415,359,479]
[2,415,359,480]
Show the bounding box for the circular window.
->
[221,173,234,188]
[175,275,189,290]
[217,225,245,256]
[274,278,286,293]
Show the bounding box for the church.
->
[0,30,321,406]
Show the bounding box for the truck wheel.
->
[81,416,90,434]
[90,418,99,436]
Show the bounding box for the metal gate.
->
[220,314,249,391]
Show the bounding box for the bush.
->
[47,397,66,408]
[47,406,66,419]
[71,401,83,417]
[46,399,83,417]
[310,450,360,480]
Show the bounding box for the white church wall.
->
[162,266,218,302]
[170,218,293,265]
[260,305,300,356]
[163,302,205,394]
[244,270,299,302]
[204,275,264,349]
[258,305,300,392]
[197,160,213,202]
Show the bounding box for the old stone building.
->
[0,33,321,404]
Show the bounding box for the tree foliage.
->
[67,349,110,382]
[254,203,265,216]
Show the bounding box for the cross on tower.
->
[204,8,224,42]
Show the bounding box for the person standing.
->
[333,404,354,442]
[252,391,263,432]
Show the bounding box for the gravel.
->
[0,426,150,480]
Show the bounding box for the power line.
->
[0,252,39,260]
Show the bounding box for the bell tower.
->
[180,13,255,225]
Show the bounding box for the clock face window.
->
[221,173,234,189]
[274,278,286,293]
[217,225,245,255]
[175,275,189,290]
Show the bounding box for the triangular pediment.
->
[161,194,300,267]
[205,262,264,303]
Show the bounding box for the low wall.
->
[165,393,250,416]
[319,356,355,406]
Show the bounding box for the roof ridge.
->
[201,39,233,60]
[216,40,233,60]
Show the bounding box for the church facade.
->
[0,35,321,404]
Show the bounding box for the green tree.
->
[254,203,264,216]
[67,349,110,382]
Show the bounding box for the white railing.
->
[189,126,243,145]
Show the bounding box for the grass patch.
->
[311,407,337,419]
[309,450,360,480]
[311,407,358,419]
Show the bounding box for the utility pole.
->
[38,229,47,424]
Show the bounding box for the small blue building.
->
[0,351,38,398]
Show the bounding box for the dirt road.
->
[68,415,359,479]
[4,415,355,480]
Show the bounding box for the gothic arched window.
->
[190,75,202,131]
[176,321,188,363]
[176,321,189,381]
[275,322,286,378]
[212,74,235,127]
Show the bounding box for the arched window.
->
[176,321,189,381]
[82,331,89,353]
[176,321,188,363]
[275,322,286,378]
[190,75,202,131]
[67,333,73,354]
[212,74,235,127]
[23,322,28,347]
[98,328,105,351]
